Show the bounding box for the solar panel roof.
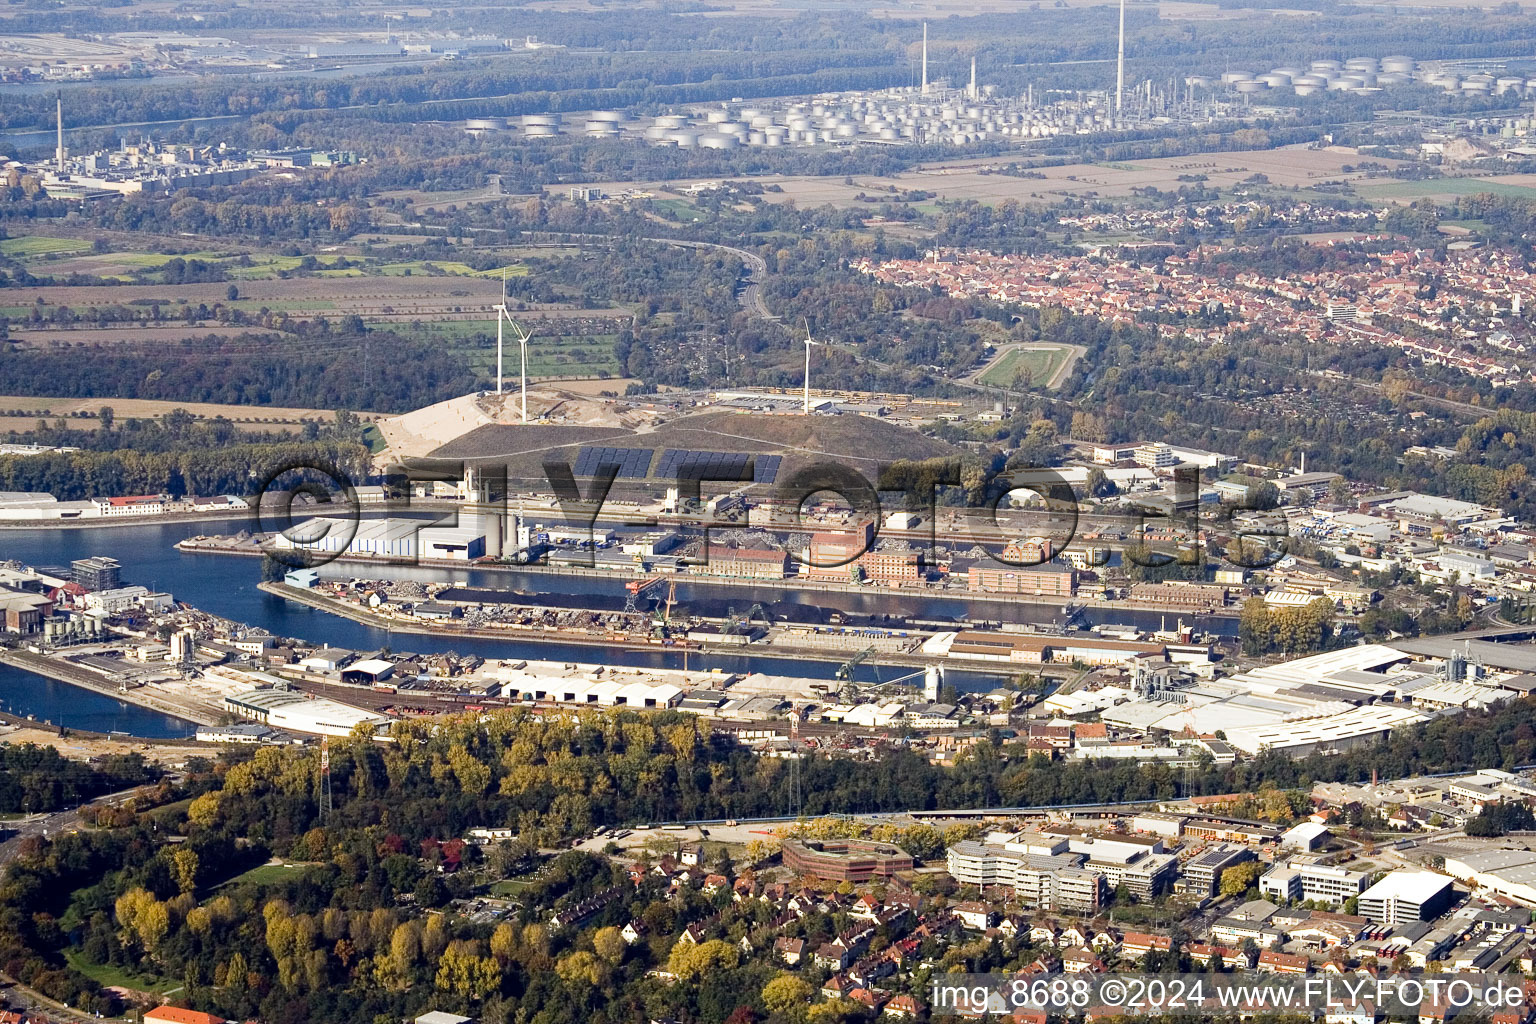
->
[572,446,654,478]
[656,450,782,484]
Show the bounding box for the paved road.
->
[0,785,149,868]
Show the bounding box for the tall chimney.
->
[55,96,65,173]
[921,23,929,95]
[1115,0,1126,117]
[969,56,977,100]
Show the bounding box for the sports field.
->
[976,344,1080,389]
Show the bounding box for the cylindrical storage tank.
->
[1382,55,1415,73]
[699,132,738,149]
[787,116,810,131]
[747,131,766,145]
[1292,75,1325,95]
[1463,79,1492,94]
[524,124,558,137]
[1377,73,1410,86]
[751,114,773,128]
[738,108,760,120]
[879,127,899,140]
[706,109,729,123]
[1235,80,1266,94]
[522,114,560,128]
[1345,57,1379,72]
[1221,71,1253,84]
[834,123,857,138]
[1497,77,1525,94]
[765,133,783,146]
[590,110,624,124]
[665,129,699,147]
[465,117,500,131]
[1310,59,1342,72]
[643,125,668,141]
[654,114,688,129]
[1330,75,1363,91]
[584,122,619,137]
[1258,73,1291,88]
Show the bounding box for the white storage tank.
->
[654,114,689,129]
[1235,80,1266,94]
[1382,55,1415,73]
[1221,71,1253,84]
[1292,74,1326,96]
[665,129,700,147]
[524,124,559,137]
[522,114,560,128]
[699,132,738,149]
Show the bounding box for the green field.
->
[65,949,180,994]
[1357,177,1536,200]
[490,878,534,897]
[977,345,1074,389]
[218,860,319,889]
[653,198,705,222]
[0,235,91,259]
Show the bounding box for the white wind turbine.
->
[802,317,819,415]
[493,271,533,422]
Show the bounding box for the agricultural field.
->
[0,234,92,259]
[1355,175,1536,202]
[975,343,1082,389]
[0,395,382,430]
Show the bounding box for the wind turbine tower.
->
[921,23,929,95]
[1115,0,1126,118]
[802,319,819,415]
[492,273,533,423]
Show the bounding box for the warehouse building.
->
[225,688,390,738]
[923,630,1169,667]
[1441,849,1536,907]
[967,565,1076,597]
[696,546,789,579]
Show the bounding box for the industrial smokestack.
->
[969,56,977,100]
[55,96,65,173]
[1115,0,1126,117]
[920,24,929,95]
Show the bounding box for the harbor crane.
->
[835,645,877,681]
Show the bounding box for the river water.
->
[0,518,1232,735]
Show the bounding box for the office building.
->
[72,556,122,591]
[1356,871,1455,925]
